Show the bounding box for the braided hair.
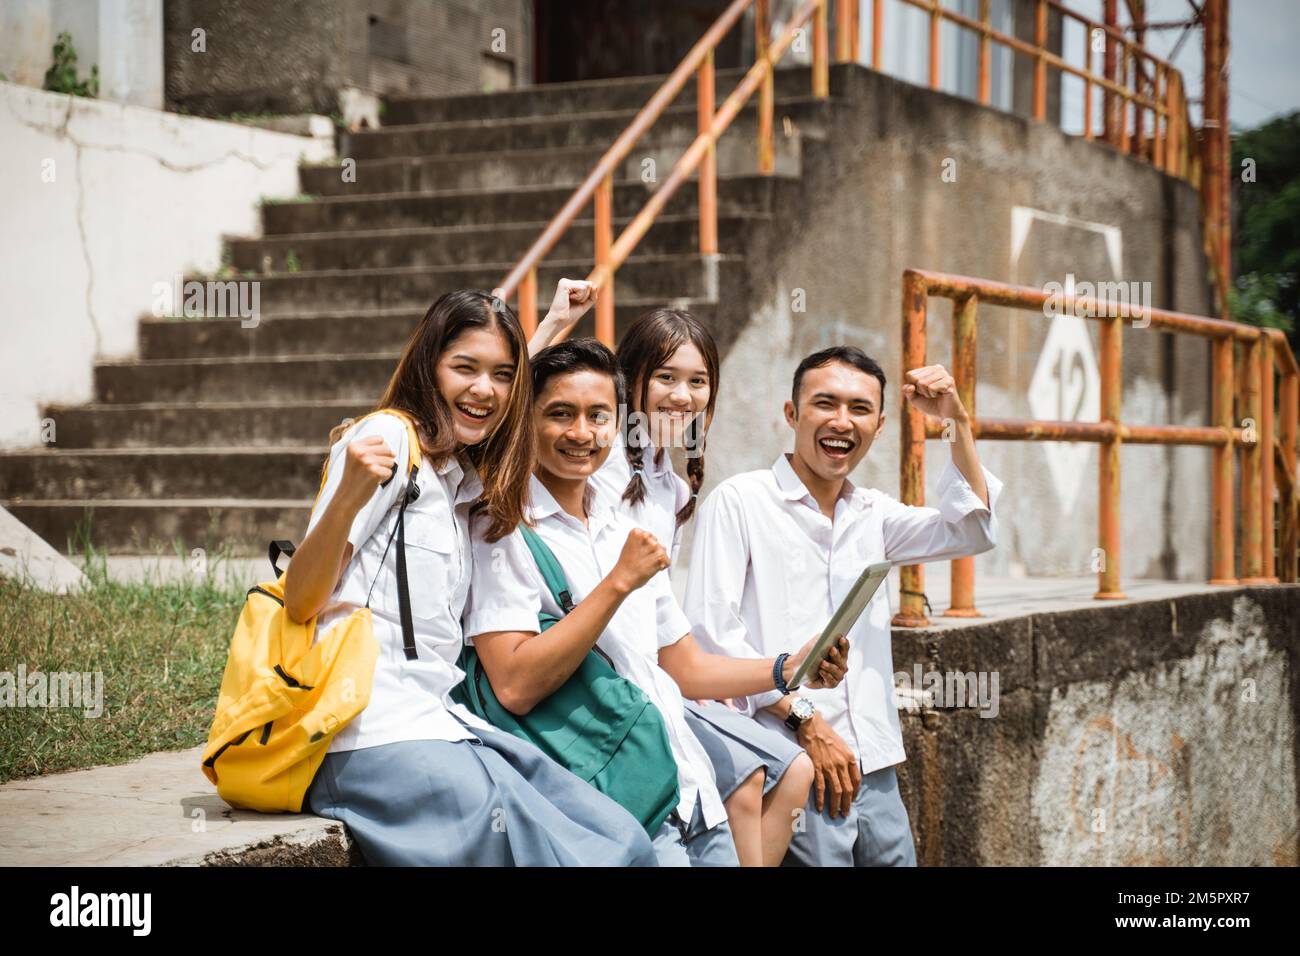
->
[616,308,720,529]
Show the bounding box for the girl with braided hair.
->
[530,305,818,867]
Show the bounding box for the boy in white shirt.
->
[464,338,848,866]
[684,346,1003,866]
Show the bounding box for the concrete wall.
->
[0,0,164,109]
[893,586,1299,866]
[164,0,534,117]
[0,82,332,450]
[688,64,1216,585]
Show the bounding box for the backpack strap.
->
[520,525,576,615]
[355,409,425,661]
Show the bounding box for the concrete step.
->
[228,214,764,274]
[342,97,830,162]
[0,448,328,501]
[139,300,720,360]
[303,127,798,196]
[3,499,311,556]
[0,746,356,866]
[262,173,797,234]
[383,65,822,125]
[191,255,740,314]
[42,400,364,449]
[95,354,399,404]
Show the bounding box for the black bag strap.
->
[365,468,422,660]
[268,540,296,576]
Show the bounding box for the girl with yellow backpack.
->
[217,287,656,866]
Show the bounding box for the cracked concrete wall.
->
[0,82,333,450]
[894,587,1299,866]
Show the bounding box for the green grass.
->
[0,554,243,784]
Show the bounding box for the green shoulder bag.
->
[454,525,680,836]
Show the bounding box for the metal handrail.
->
[894,268,1299,627]
[494,0,837,343]
[892,0,1194,178]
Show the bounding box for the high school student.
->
[685,346,1003,866]
[463,338,847,866]
[284,291,656,866]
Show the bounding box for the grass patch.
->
[0,553,243,784]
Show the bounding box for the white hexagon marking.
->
[1028,315,1101,514]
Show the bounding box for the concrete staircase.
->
[2,67,836,556]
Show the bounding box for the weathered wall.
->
[689,63,1216,585]
[0,0,164,109]
[0,82,332,450]
[163,0,534,117]
[892,586,1299,866]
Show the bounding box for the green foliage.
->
[42,31,99,98]
[284,249,301,273]
[1232,112,1300,350]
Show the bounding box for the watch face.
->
[793,698,815,721]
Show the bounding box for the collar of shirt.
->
[526,474,619,537]
[770,452,870,514]
[432,453,482,507]
[607,428,674,479]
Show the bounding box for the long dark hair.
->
[332,290,534,543]
[616,308,720,528]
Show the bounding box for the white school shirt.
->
[307,412,494,754]
[683,453,1004,775]
[589,430,691,563]
[463,475,729,831]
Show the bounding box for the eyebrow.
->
[451,353,514,371]
[541,400,614,413]
[809,391,875,408]
[656,364,709,377]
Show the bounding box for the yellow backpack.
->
[201,410,424,812]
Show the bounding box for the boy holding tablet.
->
[683,346,1003,866]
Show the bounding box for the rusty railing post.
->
[1118,45,1131,155]
[1240,332,1266,582]
[594,173,615,345]
[1210,335,1237,583]
[756,0,775,174]
[871,0,882,69]
[849,0,861,62]
[947,292,980,617]
[895,270,930,627]
[977,0,991,105]
[1280,354,1299,582]
[697,49,718,256]
[1033,0,1047,120]
[1152,64,1165,168]
[1260,332,1276,580]
[518,267,538,337]
[813,0,830,97]
[1095,309,1125,599]
[1103,0,1117,143]
[835,0,852,63]
[928,0,941,90]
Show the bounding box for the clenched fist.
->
[902,364,967,422]
[610,527,670,594]
[339,435,397,509]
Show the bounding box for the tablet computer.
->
[787,560,892,690]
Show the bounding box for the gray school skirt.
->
[306,718,658,867]
[683,700,803,801]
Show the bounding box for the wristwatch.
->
[785,697,815,732]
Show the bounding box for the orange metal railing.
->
[890,0,1196,181]
[493,0,1204,346]
[894,268,1299,627]
[493,0,845,343]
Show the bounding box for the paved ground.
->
[0,747,354,866]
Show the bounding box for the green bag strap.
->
[519,525,575,617]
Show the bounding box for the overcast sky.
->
[1129,0,1300,130]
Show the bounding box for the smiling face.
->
[435,325,517,447]
[534,369,620,483]
[783,360,885,484]
[639,341,712,449]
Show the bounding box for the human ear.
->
[783,400,797,429]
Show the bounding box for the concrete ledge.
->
[0,747,358,866]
